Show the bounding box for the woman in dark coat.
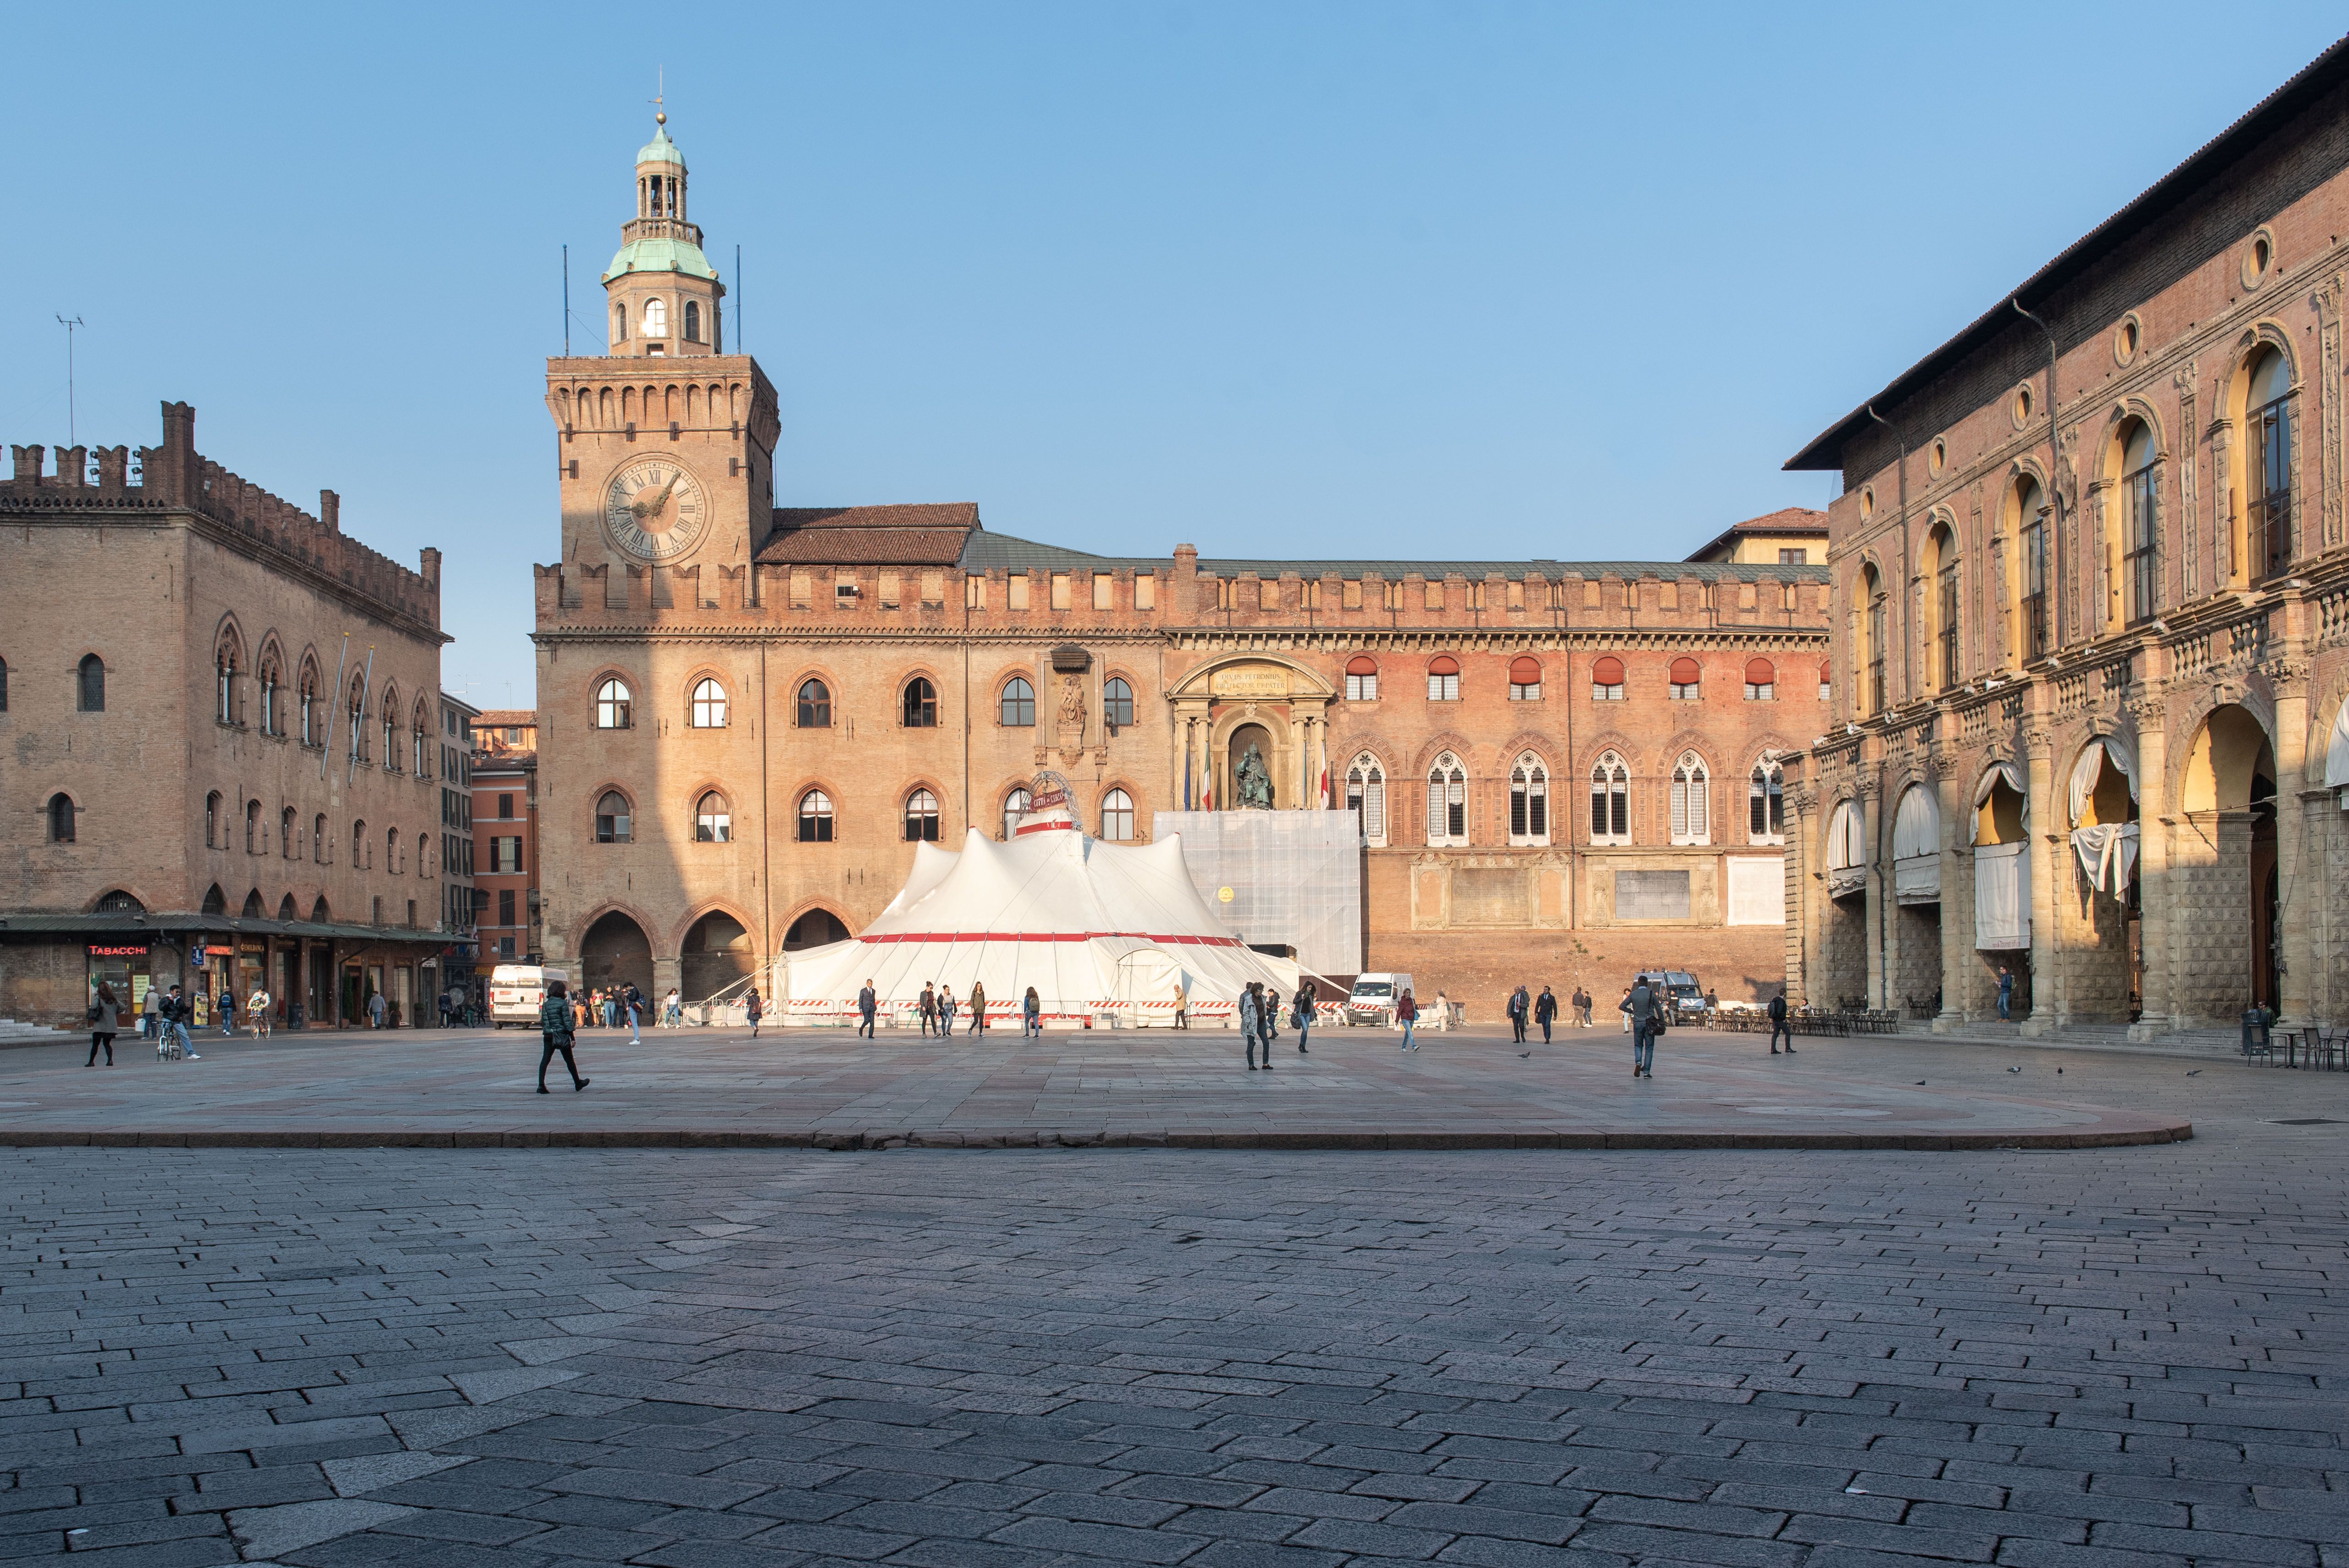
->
[536,979,589,1093]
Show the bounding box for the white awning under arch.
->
[1891,783,1941,904]
[2326,694,2349,803]
[1970,759,2029,845]
[1826,798,1867,898]
[2067,734,2140,827]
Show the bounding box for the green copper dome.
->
[603,236,719,283]
[637,123,684,168]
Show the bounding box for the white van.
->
[1344,973,1416,1027]
[488,964,570,1028]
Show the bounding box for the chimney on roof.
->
[320,490,340,532]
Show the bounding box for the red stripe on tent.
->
[859,931,1245,947]
[1013,820,1077,836]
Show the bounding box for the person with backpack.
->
[1768,991,1795,1055]
[1534,985,1558,1044]
[1022,986,1042,1038]
[744,986,763,1038]
[1291,983,1315,1054]
[1621,979,1660,1078]
[535,979,588,1093]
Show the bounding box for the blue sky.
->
[8,2,2344,706]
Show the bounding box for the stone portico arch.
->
[1167,655,1338,811]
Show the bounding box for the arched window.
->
[613,302,628,343]
[258,654,280,735]
[352,819,367,867]
[1344,655,1378,703]
[215,632,241,724]
[2244,346,2293,580]
[1589,752,1629,844]
[695,790,731,843]
[1509,657,1542,701]
[281,806,296,858]
[902,676,937,728]
[689,678,727,728]
[595,792,632,843]
[202,885,227,916]
[683,299,701,344]
[205,791,222,848]
[1001,787,1031,840]
[311,895,330,923]
[1103,676,1135,731]
[0,655,8,712]
[1929,523,1961,689]
[904,787,940,843]
[2119,420,2158,625]
[417,827,433,878]
[1860,562,1888,712]
[999,676,1035,727]
[246,799,261,854]
[1100,788,1134,841]
[1426,656,1461,703]
[412,708,430,777]
[1748,760,1785,842]
[47,792,74,843]
[1744,657,1775,701]
[643,297,668,338]
[797,789,834,843]
[1509,752,1549,844]
[313,813,327,863]
[242,888,265,918]
[381,688,400,772]
[796,678,830,728]
[347,676,366,760]
[386,827,400,874]
[299,662,319,744]
[1818,660,1832,702]
[1345,753,1386,846]
[1426,752,1467,846]
[1591,656,1624,702]
[595,678,632,729]
[77,653,105,712]
[2007,479,2048,663]
[1668,657,1701,700]
[1670,752,1710,844]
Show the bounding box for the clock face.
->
[602,457,708,562]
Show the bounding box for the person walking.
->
[1022,986,1042,1038]
[141,984,162,1043]
[1767,990,1795,1055]
[1396,987,1419,1051]
[663,987,682,1028]
[1507,984,1530,1044]
[159,985,199,1060]
[87,981,120,1066]
[1622,978,1659,1078]
[247,984,272,1039]
[919,984,938,1037]
[937,984,956,1036]
[216,981,236,1037]
[1171,976,1188,1029]
[1292,983,1315,1053]
[1241,983,1268,1071]
[966,981,987,1035]
[622,982,645,1043]
[366,988,387,1030]
[1577,985,1593,1027]
[535,979,589,1093]
[1997,966,2015,1021]
[744,986,763,1038]
[1534,985,1557,1044]
[857,981,878,1039]
[1618,987,1633,1034]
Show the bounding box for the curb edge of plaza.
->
[0,1125,2192,1152]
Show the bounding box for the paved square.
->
[0,1048,2342,1567]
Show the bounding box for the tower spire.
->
[601,91,724,357]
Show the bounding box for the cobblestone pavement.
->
[1,1112,2344,1566]
[0,1027,2211,1146]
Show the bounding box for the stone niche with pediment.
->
[1167,656,1337,812]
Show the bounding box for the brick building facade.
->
[471,711,541,969]
[1784,40,2349,1033]
[532,118,1833,1011]
[0,405,460,1029]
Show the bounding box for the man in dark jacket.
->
[1506,985,1530,1043]
[1533,985,1558,1044]
[1768,991,1795,1055]
[1622,979,1658,1078]
[857,981,878,1038]
[622,982,645,1044]
[536,980,588,1093]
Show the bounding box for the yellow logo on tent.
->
[1217,887,1234,903]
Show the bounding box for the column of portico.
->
[1858,777,1884,1010]
[2131,698,2172,1038]
[1788,783,1820,1007]
[1933,752,1968,1030]
[2274,670,2314,1025]
[2020,724,2059,1034]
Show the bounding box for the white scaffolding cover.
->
[778,791,1299,1016]
[1891,783,1941,903]
[2326,695,2349,806]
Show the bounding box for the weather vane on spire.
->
[650,65,666,126]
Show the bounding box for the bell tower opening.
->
[602,108,725,358]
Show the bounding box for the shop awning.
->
[0,911,456,947]
[1970,759,2029,845]
[1891,783,1941,904]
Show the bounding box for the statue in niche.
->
[1234,742,1274,810]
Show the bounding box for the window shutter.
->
[1670,656,1701,686]
[1745,656,1775,686]
[1593,656,1625,686]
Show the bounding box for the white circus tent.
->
[769,779,1299,1027]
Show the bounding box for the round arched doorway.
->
[579,911,655,998]
[2180,703,2280,1015]
[784,908,851,951]
[682,911,757,1000]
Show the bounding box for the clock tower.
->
[545,113,777,587]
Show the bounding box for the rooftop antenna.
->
[650,66,665,127]
[562,245,569,356]
[55,315,84,446]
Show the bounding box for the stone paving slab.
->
[0,1123,2341,1568]
[0,1024,2201,1149]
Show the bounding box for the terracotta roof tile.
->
[757,504,980,565]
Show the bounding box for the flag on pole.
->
[1318,762,1330,809]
